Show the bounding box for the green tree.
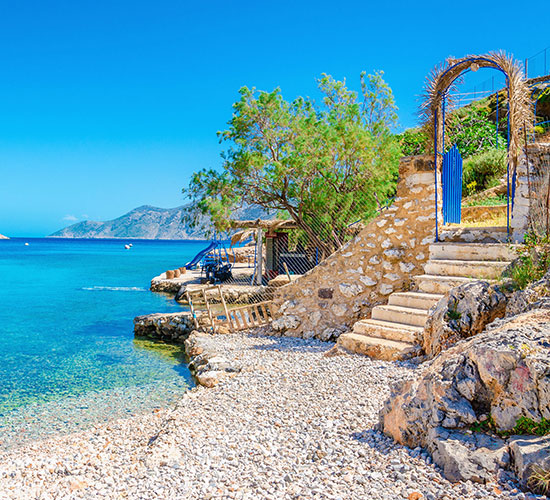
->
[184,72,401,255]
[446,102,506,158]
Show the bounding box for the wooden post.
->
[202,288,216,334]
[217,285,233,331]
[186,291,199,329]
[254,229,263,285]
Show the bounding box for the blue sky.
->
[0,1,548,236]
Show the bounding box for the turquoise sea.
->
[0,237,207,448]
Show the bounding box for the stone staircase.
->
[337,241,516,360]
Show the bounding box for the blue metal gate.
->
[442,144,463,224]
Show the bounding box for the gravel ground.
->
[0,333,534,500]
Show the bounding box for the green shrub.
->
[511,232,550,290]
[528,465,550,496]
[446,103,506,158]
[396,127,428,156]
[462,149,507,195]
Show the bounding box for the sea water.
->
[0,237,207,449]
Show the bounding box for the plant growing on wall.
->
[184,72,401,254]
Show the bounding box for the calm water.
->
[0,237,207,447]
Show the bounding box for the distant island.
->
[49,204,268,240]
[0,234,9,240]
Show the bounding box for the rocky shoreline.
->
[0,332,538,499]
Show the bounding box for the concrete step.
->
[389,291,443,310]
[352,318,422,343]
[337,333,420,361]
[371,305,429,328]
[439,226,509,243]
[414,274,480,294]
[429,243,518,262]
[424,259,510,280]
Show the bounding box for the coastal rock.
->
[423,280,511,357]
[184,333,241,387]
[133,312,194,343]
[428,428,509,483]
[380,308,550,480]
[0,233,8,240]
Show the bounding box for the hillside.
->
[49,205,269,240]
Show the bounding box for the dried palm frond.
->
[420,52,533,177]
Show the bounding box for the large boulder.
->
[509,435,550,490]
[383,308,550,439]
[380,308,550,481]
[423,280,512,357]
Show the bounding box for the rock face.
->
[423,280,511,357]
[0,234,8,239]
[380,308,550,482]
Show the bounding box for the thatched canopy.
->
[229,219,298,230]
[421,52,533,173]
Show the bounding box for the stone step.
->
[389,291,443,310]
[337,333,420,361]
[424,259,510,279]
[352,318,422,343]
[414,274,480,294]
[371,305,429,328]
[429,243,518,262]
[439,226,509,243]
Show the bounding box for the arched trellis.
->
[421,52,533,239]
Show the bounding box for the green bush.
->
[396,127,428,156]
[462,148,507,195]
[447,103,506,158]
[510,232,550,290]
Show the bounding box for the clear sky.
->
[1,0,548,236]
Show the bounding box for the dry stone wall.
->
[511,143,550,241]
[272,155,437,340]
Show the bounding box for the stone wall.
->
[271,155,437,340]
[511,143,550,241]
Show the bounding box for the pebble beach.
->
[0,333,530,500]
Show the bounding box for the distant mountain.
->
[49,204,270,240]
[0,234,8,240]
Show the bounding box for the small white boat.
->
[24,242,29,246]
[124,244,131,249]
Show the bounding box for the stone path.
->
[0,333,531,499]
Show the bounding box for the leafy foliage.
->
[510,232,550,290]
[462,148,507,196]
[446,102,507,159]
[470,415,550,437]
[396,127,429,156]
[184,72,401,253]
